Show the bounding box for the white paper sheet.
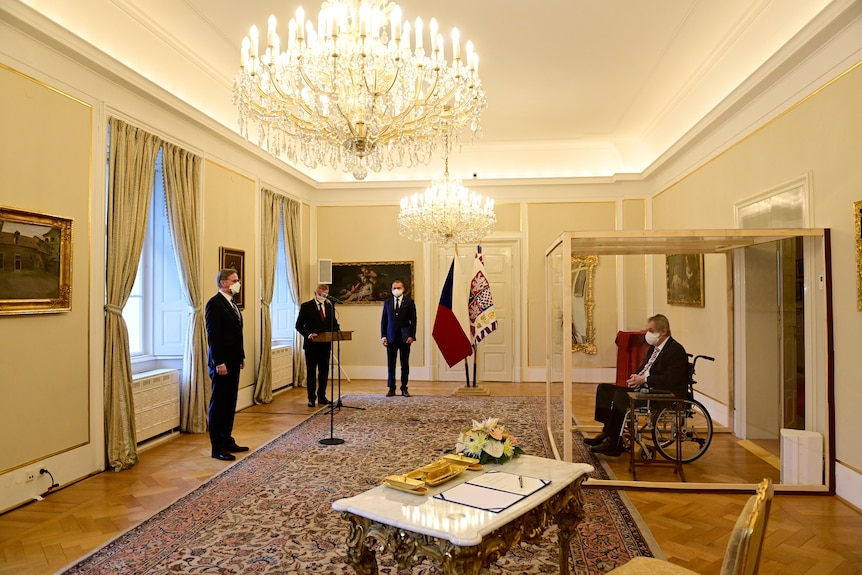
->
[433,471,550,513]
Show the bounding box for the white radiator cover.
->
[272,345,293,389]
[132,368,181,442]
[780,428,823,484]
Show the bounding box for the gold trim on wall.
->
[856,200,862,310]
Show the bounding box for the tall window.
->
[121,149,189,366]
[271,219,296,344]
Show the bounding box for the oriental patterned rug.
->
[61,395,658,574]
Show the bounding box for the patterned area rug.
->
[61,395,656,574]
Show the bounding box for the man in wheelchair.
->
[586,314,689,456]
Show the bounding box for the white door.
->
[434,241,518,382]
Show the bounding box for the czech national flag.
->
[432,258,473,367]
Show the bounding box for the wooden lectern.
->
[316,331,353,343]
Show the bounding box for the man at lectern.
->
[296,284,340,408]
[381,279,417,397]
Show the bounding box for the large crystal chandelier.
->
[398,156,495,245]
[233,0,486,180]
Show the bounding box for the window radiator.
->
[132,368,181,442]
[272,345,294,389]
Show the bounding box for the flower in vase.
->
[455,417,524,465]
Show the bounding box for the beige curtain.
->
[161,142,209,432]
[104,118,160,471]
[254,189,283,404]
[283,197,306,388]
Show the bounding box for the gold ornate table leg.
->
[551,476,588,575]
[343,514,379,575]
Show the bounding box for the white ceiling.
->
[18,0,842,185]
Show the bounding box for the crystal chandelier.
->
[398,157,495,245]
[233,0,486,180]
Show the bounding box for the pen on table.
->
[518,475,523,488]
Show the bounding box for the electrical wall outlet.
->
[25,470,36,482]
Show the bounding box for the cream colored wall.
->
[649,63,862,482]
[621,199,648,329]
[314,205,426,371]
[0,66,92,474]
[527,202,618,369]
[203,161,258,392]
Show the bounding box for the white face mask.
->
[229,281,241,295]
[645,330,661,346]
[391,288,403,297]
[315,292,328,303]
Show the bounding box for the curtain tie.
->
[104,304,123,315]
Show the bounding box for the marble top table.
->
[332,455,594,575]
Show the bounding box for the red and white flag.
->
[469,245,497,347]
[432,257,473,367]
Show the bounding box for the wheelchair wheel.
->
[651,399,713,463]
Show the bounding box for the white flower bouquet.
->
[454,417,524,465]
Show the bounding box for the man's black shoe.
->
[401,390,411,397]
[307,400,316,407]
[226,444,249,452]
[212,450,236,461]
[590,438,623,457]
[584,432,608,446]
[386,389,395,397]
[318,397,332,405]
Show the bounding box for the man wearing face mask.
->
[205,269,247,461]
[381,280,417,397]
[296,284,340,408]
[585,314,689,456]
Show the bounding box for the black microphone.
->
[323,292,344,304]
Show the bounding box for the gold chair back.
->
[720,478,774,575]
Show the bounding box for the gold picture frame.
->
[219,246,245,309]
[0,206,73,315]
[331,261,414,304]
[666,253,704,307]
[571,255,598,354]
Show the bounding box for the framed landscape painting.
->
[330,261,414,304]
[0,206,73,315]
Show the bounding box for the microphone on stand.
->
[323,292,344,304]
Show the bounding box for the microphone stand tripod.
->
[319,295,363,447]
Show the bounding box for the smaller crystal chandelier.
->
[398,156,495,245]
[233,0,486,180]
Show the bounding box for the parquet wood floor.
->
[1,380,860,574]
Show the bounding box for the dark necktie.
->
[230,299,240,319]
[319,302,325,322]
[395,297,400,312]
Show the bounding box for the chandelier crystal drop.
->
[398,158,495,245]
[233,0,486,180]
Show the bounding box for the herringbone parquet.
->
[0,381,860,574]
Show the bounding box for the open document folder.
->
[433,470,550,513]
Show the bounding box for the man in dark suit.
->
[586,314,689,456]
[381,279,417,397]
[205,268,248,461]
[295,283,340,408]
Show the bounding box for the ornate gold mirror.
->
[571,255,598,354]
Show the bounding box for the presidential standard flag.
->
[432,257,473,367]
[469,245,497,346]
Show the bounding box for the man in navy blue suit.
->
[205,268,248,461]
[381,279,417,397]
[295,284,340,408]
[586,314,689,456]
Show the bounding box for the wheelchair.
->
[622,354,715,463]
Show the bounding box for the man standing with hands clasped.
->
[296,284,340,408]
[381,280,417,397]
[585,314,689,456]
[205,268,248,461]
